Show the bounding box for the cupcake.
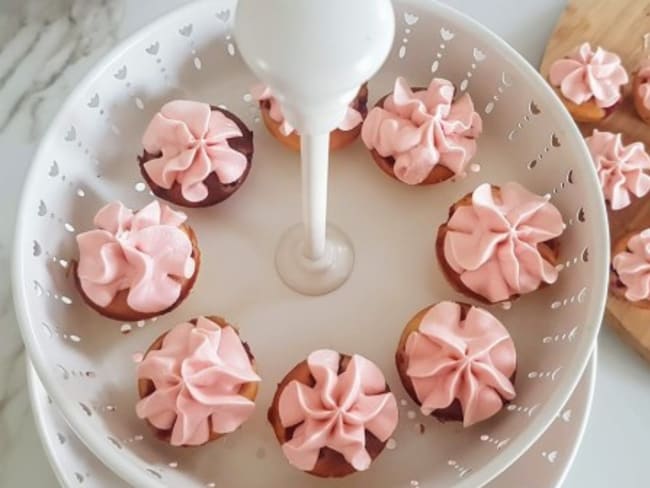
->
[633,58,650,123]
[251,84,367,151]
[268,349,398,478]
[611,229,650,308]
[136,316,261,446]
[75,200,199,321]
[361,77,482,185]
[395,301,516,426]
[549,42,628,123]
[437,182,564,304]
[139,100,253,208]
[585,130,650,211]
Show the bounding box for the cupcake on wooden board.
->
[136,316,261,447]
[633,58,650,124]
[395,301,516,426]
[585,130,650,211]
[548,42,628,123]
[75,200,199,321]
[139,100,254,208]
[268,349,398,478]
[437,182,564,304]
[361,76,482,185]
[611,229,650,308]
[251,84,367,151]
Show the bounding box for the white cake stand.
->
[28,353,596,488]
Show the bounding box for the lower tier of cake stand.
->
[28,354,596,488]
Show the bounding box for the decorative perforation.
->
[87,93,121,135]
[18,3,603,487]
[431,27,455,73]
[458,48,486,92]
[484,72,514,114]
[506,402,541,417]
[398,13,419,59]
[113,65,145,110]
[447,459,472,478]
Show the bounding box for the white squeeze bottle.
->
[235,0,395,295]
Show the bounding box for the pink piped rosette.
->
[585,130,650,211]
[441,182,565,303]
[549,42,628,110]
[273,349,398,475]
[136,316,261,446]
[75,200,197,319]
[401,301,516,426]
[362,77,482,185]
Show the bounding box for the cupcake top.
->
[142,100,248,203]
[278,349,398,472]
[585,130,650,210]
[362,77,482,185]
[549,42,628,108]
[443,182,564,303]
[636,58,650,110]
[404,302,516,426]
[612,229,650,302]
[76,200,195,313]
[136,317,260,446]
[251,84,363,136]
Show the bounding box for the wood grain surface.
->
[540,0,650,362]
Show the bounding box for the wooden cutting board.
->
[540,0,650,363]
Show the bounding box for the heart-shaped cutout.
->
[38,200,47,217]
[473,48,486,62]
[404,12,419,25]
[216,9,230,22]
[440,28,455,41]
[114,66,127,80]
[87,93,99,108]
[179,24,193,37]
[145,42,160,55]
[530,100,541,115]
[551,133,561,147]
[65,126,76,142]
[49,161,59,177]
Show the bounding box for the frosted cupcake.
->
[585,130,650,211]
[437,182,564,304]
[633,58,650,124]
[136,316,261,446]
[252,84,367,151]
[268,349,398,478]
[75,200,199,321]
[395,301,516,426]
[139,100,254,208]
[611,229,650,308]
[549,43,628,123]
[362,77,482,185]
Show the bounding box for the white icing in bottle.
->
[235,0,395,295]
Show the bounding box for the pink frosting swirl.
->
[549,42,628,108]
[361,77,482,185]
[636,58,650,110]
[136,317,260,446]
[278,350,398,472]
[585,130,650,210]
[76,200,196,313]
[613,229,650,302]
[142,100,248,203]
[404,302,516,426]
[443,182,565,303]
[250,84,363,137]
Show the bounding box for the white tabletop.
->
[0,1,648,487]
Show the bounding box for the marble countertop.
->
[1,1,649,487]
